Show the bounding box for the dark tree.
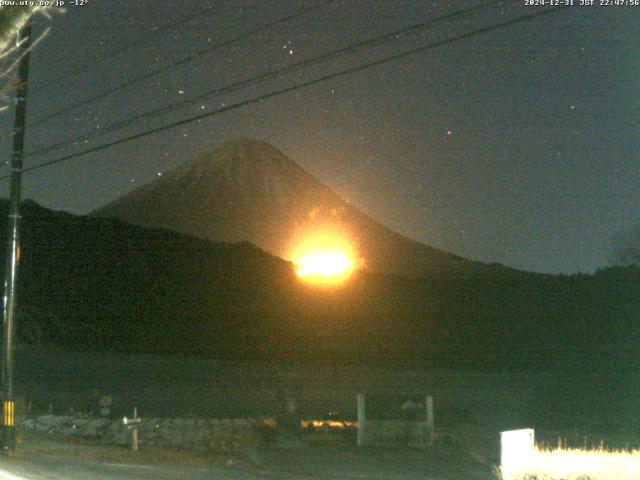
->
[610,226,640,267]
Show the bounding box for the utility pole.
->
[2,23,32,452]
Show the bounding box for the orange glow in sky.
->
[291,233,357,285]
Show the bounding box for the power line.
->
[27,0,338,128]
[26,0,503,159]
[1,6,570,182]
[32,2,229,93]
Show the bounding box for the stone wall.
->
[18,414,274,452]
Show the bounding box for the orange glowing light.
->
[297,251,353,279]
[291,233,357,285]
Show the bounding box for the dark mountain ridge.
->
[3,200,638,374]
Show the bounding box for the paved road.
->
[0,446,497,480]
[0,458,231,480]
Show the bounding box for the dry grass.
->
[501,445,640,480]
[8,429,235,468]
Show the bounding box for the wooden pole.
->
[357,393,365,447]
[2,22,32,452]
[425,395,434,444]
[131,407,138,451]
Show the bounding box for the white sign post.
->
[500,428,535,479]
[123,407,141,451]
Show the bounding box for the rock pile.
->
[18,414,274,452]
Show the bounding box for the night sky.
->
[0,0,637,275]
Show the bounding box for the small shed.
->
[357,393,433,447]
